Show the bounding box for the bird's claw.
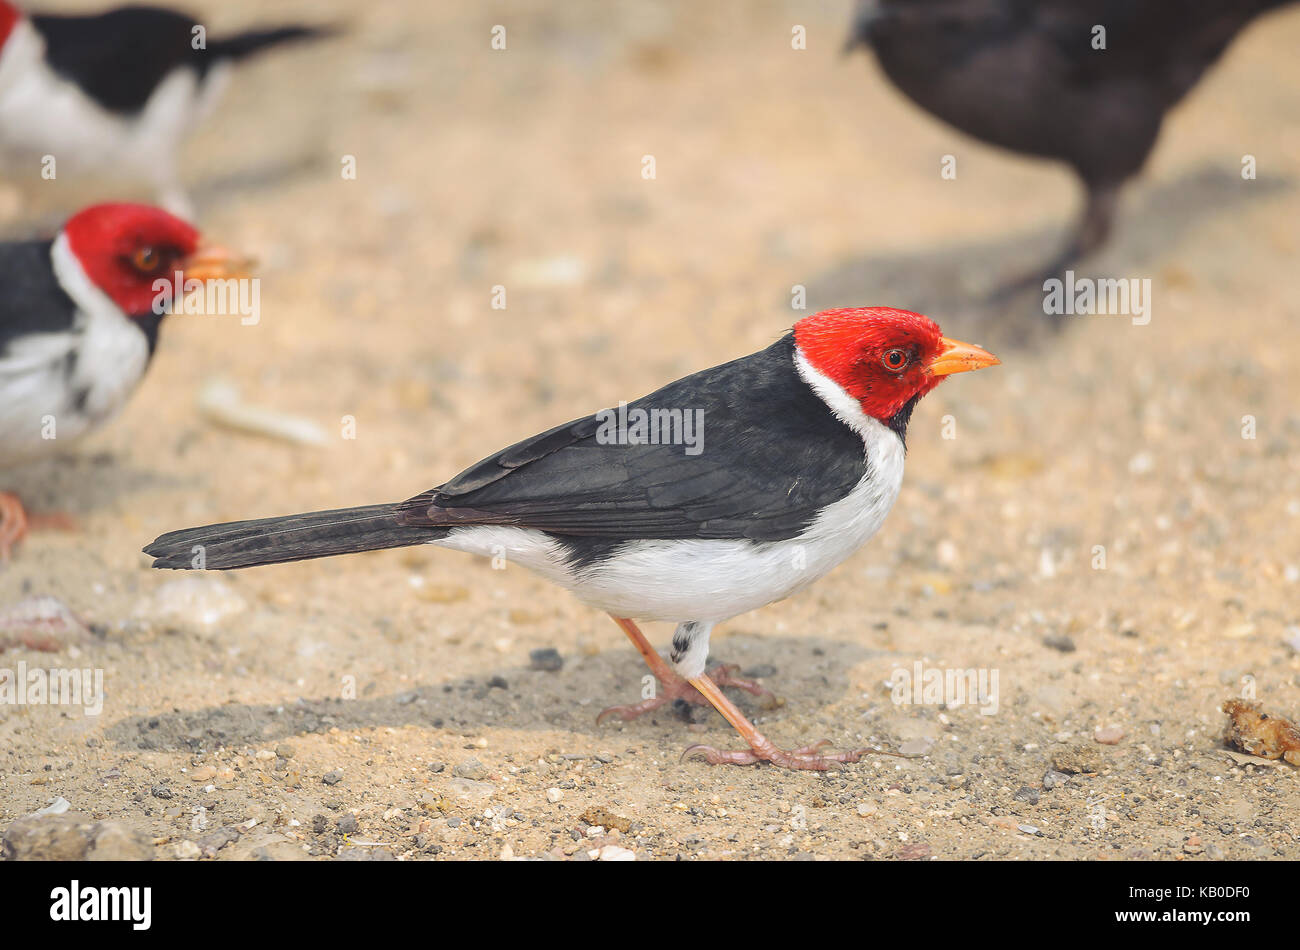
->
[596,695,671,725]
[682,738,881,771]
[0,492,30,562]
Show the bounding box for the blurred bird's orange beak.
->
[182,244,255,282]
[928,337,1000,376]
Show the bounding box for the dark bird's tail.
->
[207,24,339,62]
[143,503,442,571]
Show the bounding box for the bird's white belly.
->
[0,237,150,468]
[433,421,906,624]
[0,326,148,466]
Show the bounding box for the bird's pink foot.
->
[597,663,779,725]
[677,674,910,771]
[28,511,77,532]
[0,492,29,562]
[683,737,891,771]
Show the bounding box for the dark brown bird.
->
[846,0,1297,295]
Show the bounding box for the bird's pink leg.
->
[596,616,778,725]
[683,674,905,771]
[0,492,29,562]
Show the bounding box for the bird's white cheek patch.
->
[49,234,151,420]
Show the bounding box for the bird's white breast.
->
[0,235,150,467]
[431,355,906,625]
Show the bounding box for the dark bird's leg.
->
[0,492,29,561]
[596,616,777,724]
[989,180,1121,307]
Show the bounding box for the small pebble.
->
[546,788,563,804]
[1052,745,1102,774]
[1042,770,1072,790]
[32,797,72,816]
[453,759,489,780]
[1013,786,1040,805]
[322,769,344,786]
[1094,725,1125,745]
[529,648,564,672]
[1042,634,1076,652]
[898,737,934,757]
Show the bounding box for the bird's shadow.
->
[805,166,1290,348]
[189,151,328,209]
[3,451,190,518]
[102,634,896,753]
[0,151,325,234]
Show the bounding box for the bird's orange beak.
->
[181,244,256,282]
[928,337,1000,376]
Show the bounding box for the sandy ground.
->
[2,0,1299,861]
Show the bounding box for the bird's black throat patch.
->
[130,312,165,354]
[886,393,922,448]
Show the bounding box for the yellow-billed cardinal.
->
[0,2,333,218]
[144,308,999,770]
[0,201,248,558]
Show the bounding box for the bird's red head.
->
[61,203,247,317]
[0,3,20,50]
[793,307,999,423]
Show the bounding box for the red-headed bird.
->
[0,202,248,557]
[144,308,999,770]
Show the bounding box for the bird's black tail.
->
[207,24,339,62]
[143,503,443,571]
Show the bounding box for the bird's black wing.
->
[30,6,334,115]
[0,240,75,359]
[397,334,871,546]
[30,7,201,115]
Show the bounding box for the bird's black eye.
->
[882,348,908,371]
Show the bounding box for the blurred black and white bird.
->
[0,201,248,558]
[846,0,1297,294]
[144,307,999,770]
[0,2,334,218]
